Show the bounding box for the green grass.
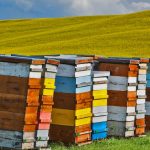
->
[51,134,150,150]
[0,10,150,57]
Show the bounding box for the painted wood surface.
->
[92,122,107,133]
[93,90,108,99]
[136,104,145,111]
[93,71,110,77]
[93,112,108,117]
[138,75,146,82]
[46,64,58,72]
[76,102,92,110]
[138,84,146,90]
[75,108,91,118]
[146,102,150,115]
[45,71,56,79]
[36,130,49,139]
[128,86,137,91]
[75,124,91,133]
[146,116,150,130]
[97,63,129,77]
[0,62,30,77]
[108,106,135,113]
[136,113,145,119]
[0,138,21,149]
[29,72,42,79]
[137,99,145,104]
[77,76,92,85]
[93,84,107,90]
[92,132,107,140]
[36,141,48,148]
[75,117,91,126]
[0,130,22,140]
[128,77,137,84]
[108,76,128,85]
[108,122,135,137]
[38,123,50,130]
[46,55,93,65]
[75,133,91,143]
[0,97,26,113]
[0,75,28,96]
[55,76,91,93]
[108,99,136,107]
[136,118,145,127]
[43,89,54,96]
[93,77,108,83]
[53,92,92,110]
[51,108,75,126]
[108,90,128,100]
[93,99,107,107]
[108,114,135,122]
[57,64,91,77]
[135,128,145,135]
[92,116,107,123]
[92,106,107,114]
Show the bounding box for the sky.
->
[0,0,150,19]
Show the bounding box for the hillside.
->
[0,10,150,57]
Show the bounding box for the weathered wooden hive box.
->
[132,58,148,136]
[46,55,93,145]
[0,55,45,149]
[36,58,60,148]
[95,58,141,137]
[0,55,59,149]
[92,71,110,140]
[146,59,150,131]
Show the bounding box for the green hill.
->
[0,10,150,57]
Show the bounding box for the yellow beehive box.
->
[93,90,108,99]
[51,108,75,126]
[93,99,107,107]
[43,89,54,96]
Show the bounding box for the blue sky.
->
[0,0,150,19]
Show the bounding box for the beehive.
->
[47,55,93,145]
[0,55,45,149]
[95,58,140,137]
[92,71,110,140]
[36,58,60,148]
[146,59,150,131]
[134,58,148,136]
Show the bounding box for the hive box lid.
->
[45,55,93,65]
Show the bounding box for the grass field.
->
[51,134,150,150]
[0,10,150,57]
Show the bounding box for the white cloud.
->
[68,0,130,15]
[131,2,150,10]
[12,0,150,16]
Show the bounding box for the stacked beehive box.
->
[10,55,60,148]
[146,60,150,131]
[0,55,45,149]
[92,71,110,140]
[36,59,60,148]
[47,55,93,145]
[135,58,148,136]
[95,58,139,137]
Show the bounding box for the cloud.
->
[1,0,150,19]
[67,0,130,15]
[131,2,150,11]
